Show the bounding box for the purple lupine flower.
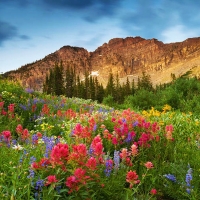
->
[27,169,35,179]
[27,156,36,178]
[12,139,17,145]
[186,165,193,194]
[19,104,28,111]
[186,173,192,186]
[32,134,38,145]
[29,156,36,164]
[98,107,103,112]
[93,124,97,132]
[104,159,113,177]
[125,132,132,143]
[114,150,120,170]
[35,179,44,191]
[33,98,39,104]
[25,88,34,94]
[133,121,138,127]
[42,136,55,158]
[163,174,176,182]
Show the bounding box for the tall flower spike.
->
[114,150,120,170]
[185,165,193,194]
[104,159,113,177]
[163,174,176,182]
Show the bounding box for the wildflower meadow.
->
[0,79,200,200]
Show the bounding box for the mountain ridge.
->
[4,36,200,90]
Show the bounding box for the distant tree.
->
[137,72,153,91]
[131,78,135,95]
[94,77,104,103]
[114,73,121,103]
[83,71,90,99]
[65,65,76,98]
[89,76,96,100]
[124,77,131,96]
[75,75,84,98]
[47,68,55,94]
[106,72,115,97]
[54,62,64,95]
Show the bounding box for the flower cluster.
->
[185,165,193,194]
[126,170,140,188]
[66,168,90,193]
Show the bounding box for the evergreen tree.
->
[43,74,49,93]
[106,72,115,97]
[131,78,135,95]
[54,62,64,95]
[89,76,96,100]
[94,77,104,103]
[65,65,76,98]
[114,73,121,103]
[75,75,84,98]
[125,77,131,96]
[83,71,90,99]
[137,72,153,91]
[48,68,55,94]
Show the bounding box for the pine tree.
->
[83,71,90,99]
[54,62,64,95]
[106,72,115,97]
[125,77,131,96]
[97,83,105,103]
[137,72,153,91]
[48,68,55,94]
[65,65,75,98]
[114,73,121,103]
[75,75,83,98]
[131,78,135,95]
[89,76,96,100]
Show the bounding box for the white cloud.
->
[161,25,199,43]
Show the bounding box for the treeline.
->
[43,62,104,102]
[43,62,200,114]
[43,62,152,104]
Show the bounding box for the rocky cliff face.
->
[4,36,200,90]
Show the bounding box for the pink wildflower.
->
[66,176,78,193]
[131,144,138,156]
[50,143,69,166]
[126,170,140,187]
[46,175,58,186]
[144,161,154,169]
[86,157,97,170]
[120,148,128,159]
[16,124,23,134]
[165,124,174,140]
[2,130,11,142]
[150,188,157,195]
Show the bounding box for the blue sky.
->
[1,0,200,73]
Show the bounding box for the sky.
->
[1,0,200,74]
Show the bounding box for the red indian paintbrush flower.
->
[86,157,97,170]
[144,161,154,169]
[16,124,23,134]
[2,130,11,142]
[46,175,58,186]
[131,144,138,156]
[66,176,78,193]
[50,143,69,166]
[150,188,157,195]
[126,170,140,187]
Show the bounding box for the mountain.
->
[4,36,200,91]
